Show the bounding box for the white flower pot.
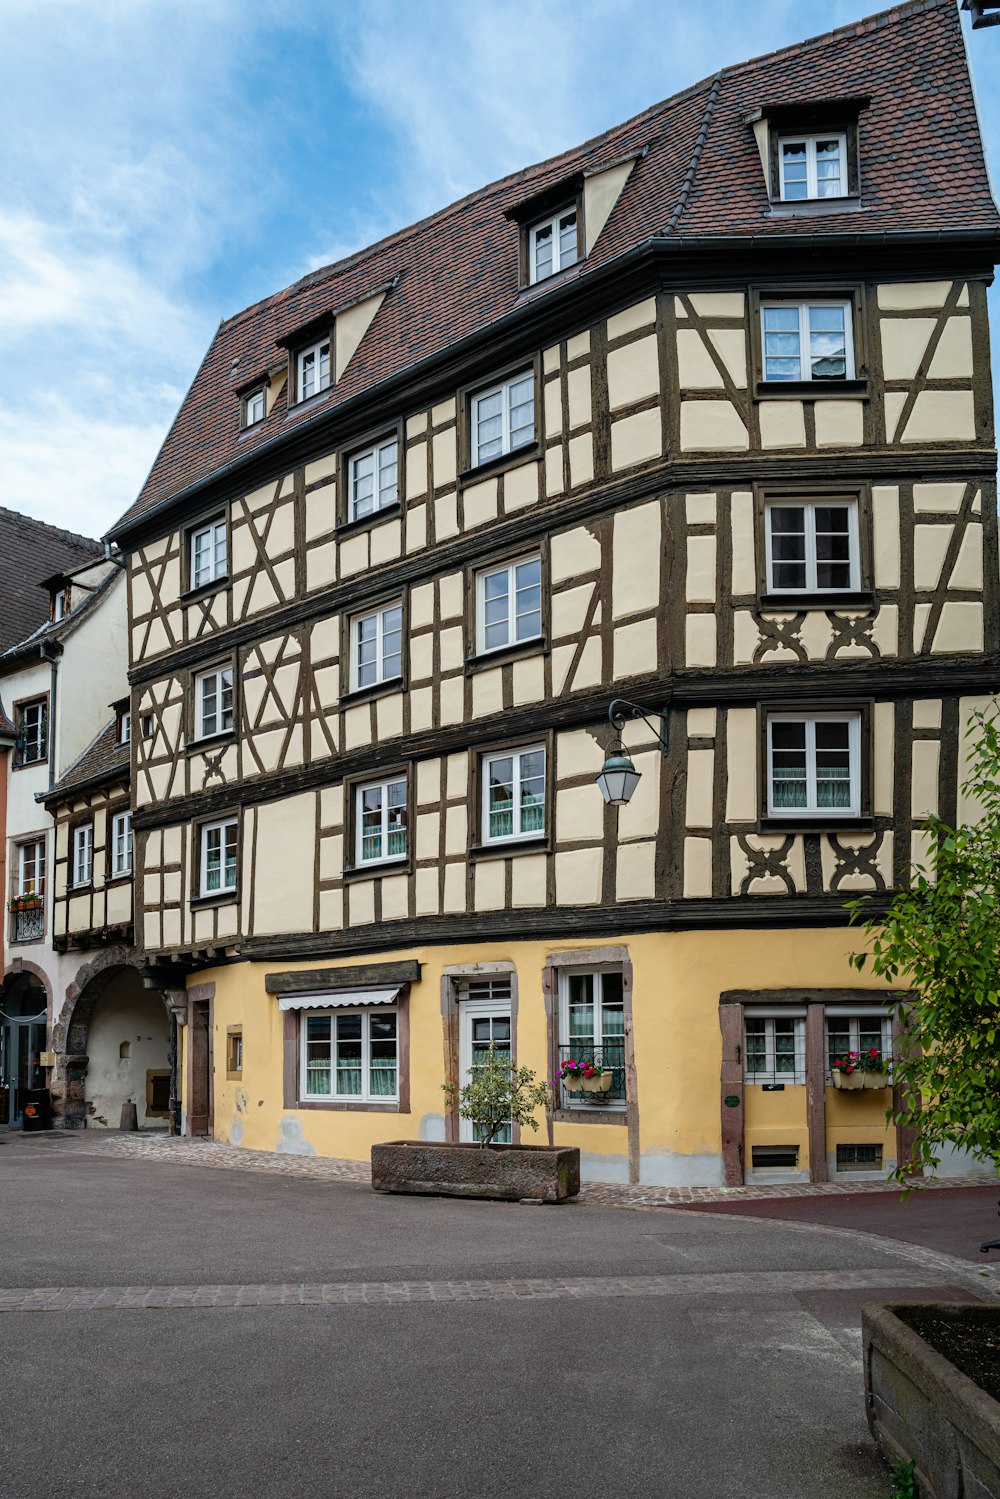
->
[581,1070,613,1095]
[562,1075,583,1093]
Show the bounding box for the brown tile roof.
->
[0,508,103,654]
[0,699,15,742]
[0,564,121,673]
[109,0,999,541]
[42,720,129,806]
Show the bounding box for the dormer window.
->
[296,338,331,403]
[242,387,265,428]
[778,135,847,201]
[116,707,131,746]
[528,207,579,283]
[51,586,69,622]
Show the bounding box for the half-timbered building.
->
[108,1,1000,1184]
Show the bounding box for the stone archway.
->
[50,949,173,1130]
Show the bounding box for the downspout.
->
[40,642,62,790]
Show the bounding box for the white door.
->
[458,980,512,1144]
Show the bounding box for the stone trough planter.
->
[371,1140,581,1203]
[863,1302,1000,1499]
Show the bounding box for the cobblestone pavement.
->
[31,1128,998,1207]
[0,1265,974,1314]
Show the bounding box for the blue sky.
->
[1,0,997,539]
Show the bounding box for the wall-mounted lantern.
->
[595,698,670,806]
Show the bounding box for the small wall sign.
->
[762,1083,785,1092]
[724,1094,740,1108]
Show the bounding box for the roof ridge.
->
[665,73,723,236]
[0,506,102,554]
[717,0,948,83]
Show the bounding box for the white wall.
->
[84,969,170,1128]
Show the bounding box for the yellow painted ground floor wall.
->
[183,926,908,1187]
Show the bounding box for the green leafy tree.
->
[848,709,1000,1183]
[443,1042,552,1147]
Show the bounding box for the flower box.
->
[581,1069,613,1095]
[833,1069,889,1091]
[371,1141,581,1203]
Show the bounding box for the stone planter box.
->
[863,1302,1000,1499]
[371,1140,581,1203]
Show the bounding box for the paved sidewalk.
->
[19,1126,996,1205]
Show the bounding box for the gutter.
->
[40,641,62,791]
[106,221,1000,549]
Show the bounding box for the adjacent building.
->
[106,1,1000,1183]
[0,516,172,1130]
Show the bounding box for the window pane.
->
[387,779,407,857]
[305,1015,332,1096]
[488,756,514,838]
[381,605,402,680]
[482,567,510,650]
[533,222,553,280]
[774,1018,797,1073]
[814,506,853,588]
[763,307,801,380]
[781,141,808,200]
[519,748,545,834]
[476,390,503,461]
[745,1018,767,1075]
[360,784,384,861]
[815,139,842,196]
[352,450,375,518]
[769,508,807,589]
[808,305,847,379]
[507,376,534,450]
[558,212,577,267]
[815,722,852,809]
[377,440,398,507]
[514,558,542,639]
[771,721,808,809]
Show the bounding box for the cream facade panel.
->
[612,502,660,617]
[610,408,661,470]
[607,333,659,407]
[680,400,748,451]
[758,400,806,449]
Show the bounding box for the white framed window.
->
[760,300,854,382]
[356,777,407,866]
[476,554,542,654]
[348,436,398,522]
[765,498,860,593]
[16,838,45,897]
[528,207,578,283]
[778,135,848,201]
[302,1008,398,1102]
[744,1011,807,1084]
[824,1009,892,1080]
[199,817,238,897]
[243,388,266,427]
[111,811,133,877]
[117,709,131,746]
[767,712,861,818]
[190,517,227,590]
[559,969,626,1109]
[52,588,67,621]
[471,371,535,467]
[194,666,234,740]
[482,744,546,843]
[350,603,403,692]
[296,338,331,402]
[72,823,94,887]
[15,699,48,766]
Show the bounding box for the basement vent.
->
[750,1145,799,1169]
[836,1143,883,1172]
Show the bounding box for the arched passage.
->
[0,972,49,1125]
[51,953,173,1129]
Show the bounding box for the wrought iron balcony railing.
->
[558,1045,626,1108]
[10,904,44,944]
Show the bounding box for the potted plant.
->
[8,892,42,912]
[556,1057,614,1099]
[371,1044,580,1202]
[832,1048,890,1090]
[580,1061,614,1096]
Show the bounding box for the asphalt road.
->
[0,1136,994,1499]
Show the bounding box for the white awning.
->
[277,986,401,1012]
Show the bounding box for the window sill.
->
[338,677,406,708]
[284,388,332,420]
[295,1099,403,1113]
[754,379,868,401]
[180,578,230,607]
[67,882,93,893]
[768,196,863,218]
[517,263,584,299]
[226,1070,243,1082]
[186,732,236,757]
[190,892,238,911]
[469,836,549,860]
[338,502,402,539]
[12,759,48,773]
[465,638,548,674]
[342,858,410,882]
[552,1107,627,1126]
[106,872,133,887]
[459,442,541,486]
[758,591,874,612]
[758,816,873,834]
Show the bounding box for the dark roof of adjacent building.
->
[42,720,129,807]
[0,508,103,654]
[0,564,121,674]
[109,0,999,541]
[0,699,15,742]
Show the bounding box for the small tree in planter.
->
[848,709,1000,1184]
[443,1042,552,1147]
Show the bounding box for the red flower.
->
[868,1048,879,1058]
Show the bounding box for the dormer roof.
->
[108,0,999,543]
